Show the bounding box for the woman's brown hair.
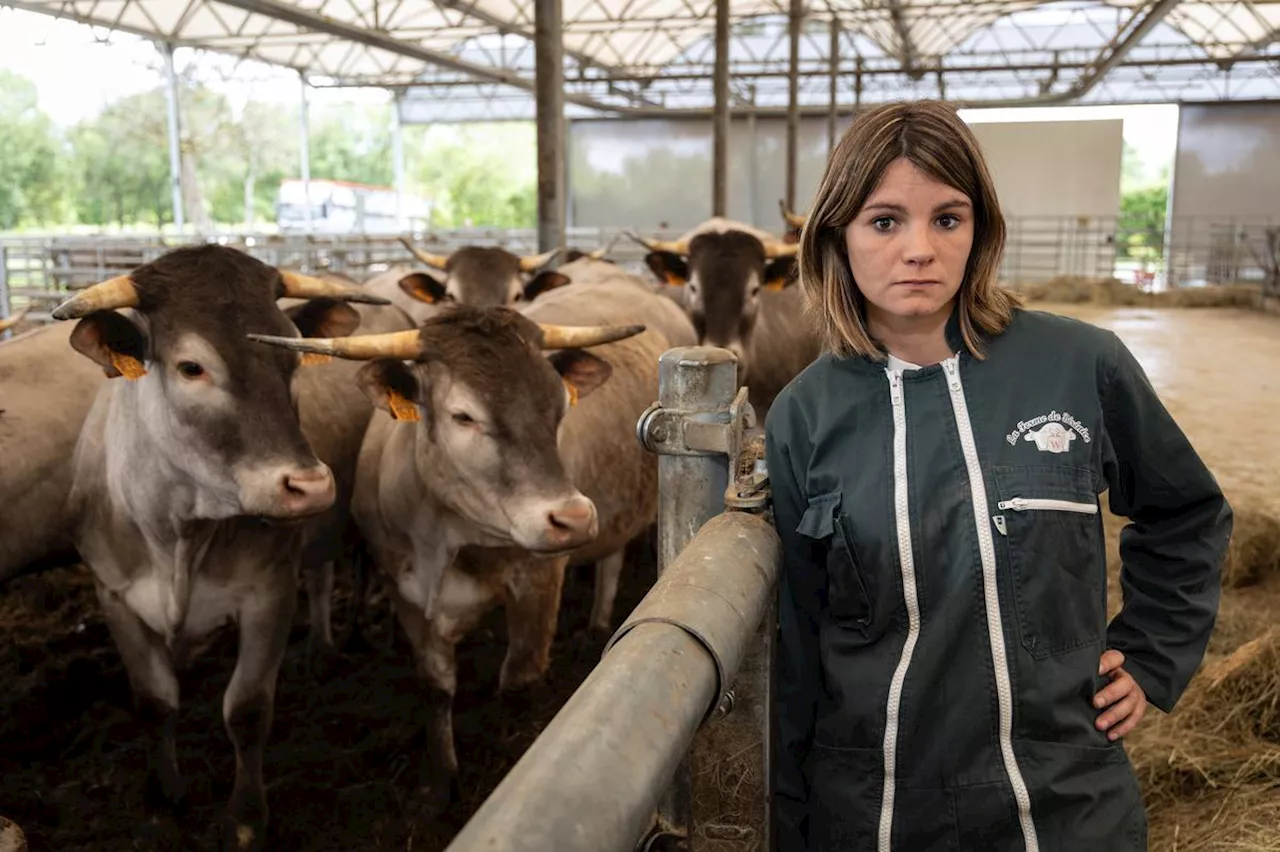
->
[798,99,1021,360]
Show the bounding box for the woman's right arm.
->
[766,419,825,852]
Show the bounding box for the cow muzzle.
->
[240,462,337,520]
[516,494,599,554]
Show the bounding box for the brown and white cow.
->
[0,320,107,582]
[56,245,384,850]
[630,217,820,421]
[398,238,571,308]
[249,295,670,814]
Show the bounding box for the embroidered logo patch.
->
[1006,411,1091,452]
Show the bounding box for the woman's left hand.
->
[1094,649,1148,741]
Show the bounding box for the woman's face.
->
[844,157,975,325]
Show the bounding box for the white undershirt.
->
[887,353,923,372]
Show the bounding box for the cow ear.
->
[69,311,148,380]
[644,252,689,287]
[284,298,361,339]
[523,271,571,302]
[356,359,423,422]
[399,272,450,305]
[763,257,798,291]
[547,349,613,404]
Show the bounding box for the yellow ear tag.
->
[664,272,686,287]
[387,389,421,422]
[110,351,147,380]
[300,352,333,366]
[764,278,786,292]
[564,379,579,407]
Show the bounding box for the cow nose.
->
[543,496,598,549]
[279,466,336,517]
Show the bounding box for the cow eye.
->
[177,361,205,379]
[451,411,475,425]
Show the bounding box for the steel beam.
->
[884,0,918,77]
[786,0,803,212]
[535,0,565,252]
[212,0,629,114]
[298,72,313,235]
[392,90,406,230]
[828,19,839,153]
[161,43,185,231]
[712,0,730,217]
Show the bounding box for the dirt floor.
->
[0,541,656,851]
[3,301,1279,851]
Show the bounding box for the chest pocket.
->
[797,491,873,630]
[992,464,1106,660]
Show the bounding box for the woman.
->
[766,99,1232,852]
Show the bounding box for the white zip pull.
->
[992,515,1007,536]
[942,358,961,391]
[888,369,904,405]
[996,496,1099,515]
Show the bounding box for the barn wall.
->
[1168,102,1280,285]
[567,113,1124,280]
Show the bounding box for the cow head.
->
[248,306,645,555]
[630,228,798,380]
[52,245,388,522]
[398,238,571,307]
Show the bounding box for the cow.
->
[629,217,820,421]
[280,276,416,664]
[54,245,386,850]
[248,289,674,815]
[398,237,570,307]
[0,320,107,583]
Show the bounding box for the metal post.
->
[712,0,730,217]
[298,72,313,235]
[161,43,185,231]
[0,245,10,339]
[786,0,803,212]
[535,0,565,253]
[828,19,840,153]
[392,91,406,231]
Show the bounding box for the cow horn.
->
[519,247,564,273]
[279,271,391,305]
[51,275,140,321]
[247,329,424,360]
[0,308,28,333]
[763,240,800,259]
[778,200,808,228]
[585,234,621,260]
[399,237,451,270]
[623,231,690,256]
[537,322,646,350]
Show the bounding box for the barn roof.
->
[5,0,1279,120]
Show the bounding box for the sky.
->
[0,5,1178,177]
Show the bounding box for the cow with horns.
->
[0,308,27,336]
[628,217,821,421]
[779,199,808,243]
[249,287,673,813]
[397,237,572,307]
[53,245,387,851]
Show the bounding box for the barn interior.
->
[1,0,1280,850]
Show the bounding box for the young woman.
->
[766,99,1233,851]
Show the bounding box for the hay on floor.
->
[1007,276,1263,309]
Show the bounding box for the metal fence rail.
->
[3,215,1276,325]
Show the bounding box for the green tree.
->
[68,89,173,227]
[1118,184,1169,261]
[0,70,70,229]
[409,123,537,228]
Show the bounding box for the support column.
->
[535,0,565,253]
[712,0,730,217]
[828,19,840,153]
[786,0,803,211]
[392,91,406,231]
[161,43,185,231]
[298,72,313,235]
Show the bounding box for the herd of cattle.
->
[0,210,817,850]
